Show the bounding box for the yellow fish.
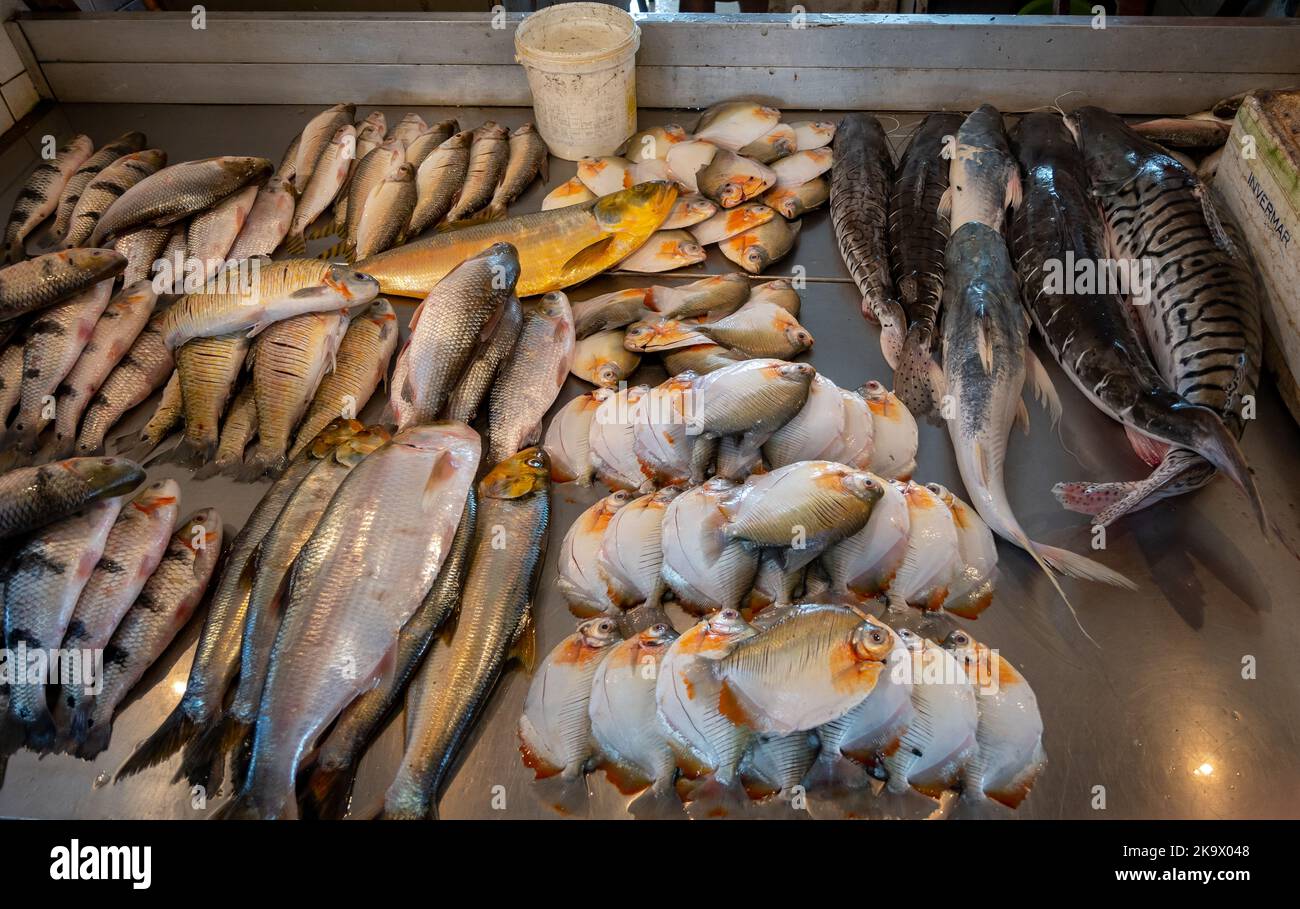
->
[355,182,677,299]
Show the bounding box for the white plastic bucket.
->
[514,3,640,162]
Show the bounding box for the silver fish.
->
[486,291,574,465]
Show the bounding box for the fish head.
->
[480,241,522,286]
[223,155,275,185]
[602,489,634,515]
[577,616,622,650]
[63,456,146,499]
[705,607,754,642]
[482,447,550,500]
[958,104,1011,155]
[444,130,474,150]
[131,478,180,516]
[636,622,678,655]
[69,247,129,278]
[476,122,509,141]
[324,264,381,305]
[770,360,816,391]
[135,148,168,170]
[359,110,387,137]
[682,197,717,221]
[782,321,814,353]
[840,470,884,510]
[893,627,924,653]
[850,619,896,664]
[307,418,365,457]
[389,162,415,182]
[592,181,679,235]
[178,507,223,555]
[1065,106,1149,187]
[735,234,770,272]
[594,358,625,388]
[940,628,994,681]
[1012,111,1077,165]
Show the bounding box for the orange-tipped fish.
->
[355,181,678,299]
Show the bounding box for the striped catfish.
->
[831,113,906,368]
[51,131,147,243]
[1057,107,1265,531]
[1010,112,1259,533]
[889,111,963,419]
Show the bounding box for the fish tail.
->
[176,715,244,787]
[62,696,96,752]
[213,782,296,820]
[6,239,24,265]
[305,220,334,240]
[75,721,113,761]
[235,446,285,483]
[1033,542,1136,590]
[147,436,215,471]
[115,705,199,781]
[862,295,906,371]
[300,763,356,820]
[280,231,307,256]
[191,459,227,481]
[892,324,944,422]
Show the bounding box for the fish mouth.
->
[481,446,550,499]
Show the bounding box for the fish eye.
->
[352,272,367,281]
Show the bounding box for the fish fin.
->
[1124,425,1169,467]
[716,678,753,728]
[1025,349,1062,428]
[145,436,214,471]
[1005,166,1022,211]
[937,185,953,218]
[507,610,537,672]
[893,325,943,421]
[421,449,450,509]
[115,705,199,781]
[1015,398,1030,434]
[562,236,616,278]
[1197,184,1241,258]
[305,219,334,241]
[300,764,356,820]
[280,231,307,255]
[975,319,993,374]
[316,238,352,262]
[176,714,245,786]
[75,721,113,761]
[1035,542,1137,591]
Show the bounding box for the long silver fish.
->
[483,123,548,221]
[302,487,476,819]
[220,423,387,755]
[341,137,406,256]
[354,162,416,259]
[1055,106,1266,530]
[284,125,356,255]
[61,148,166,250]
[0,456,142,542]
[383,447,548,819]
[89,156,273,246]
[73,509,222,760]
[941,220,1134,604]
[890,112,962,419]
[51,131,148,243]
[831,113,906,369]
[442,293,522,425]
[116,428,367,781]
[185,185,259,283]
[111,224,171,287]
[4,135,93,262]
[226,176,295,261]
[219,422,480,820]
[945,104,1020,234]
[1,497,123,752]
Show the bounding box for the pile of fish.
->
[0,455,227,778]
[542,102,833,275]
[832,104,1264,535]
[283,105,548,258]
[568,273,811,389]
[520,606,1045,814]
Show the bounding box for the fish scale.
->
[74,509,222,760]
[51,132,148,241]
[168,332,249,467]
[4,135,93,261]
[0,248,125,324]
[62,149,166,250]
[0,457,143,542]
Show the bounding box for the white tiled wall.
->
[0,1,35,134]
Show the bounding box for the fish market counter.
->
[1,101,1299,820]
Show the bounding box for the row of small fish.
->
[544,356,918,492]
[557,459,996,622]
[520,605,1043,811]
[282,105,548,259]
[0,465,220,772]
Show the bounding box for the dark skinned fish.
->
[1055,107,1266,531]
[831,113,905,369]
[61,148,165,250]
[1009,112,1259,535]
[0,248,126,324]
[4,135,93,263]
[0,457,143,541]
[75,313,173,456]
[889,112,962,419]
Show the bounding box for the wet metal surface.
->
[1,104,1298,820]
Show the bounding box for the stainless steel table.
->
[2,102,1297,820]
